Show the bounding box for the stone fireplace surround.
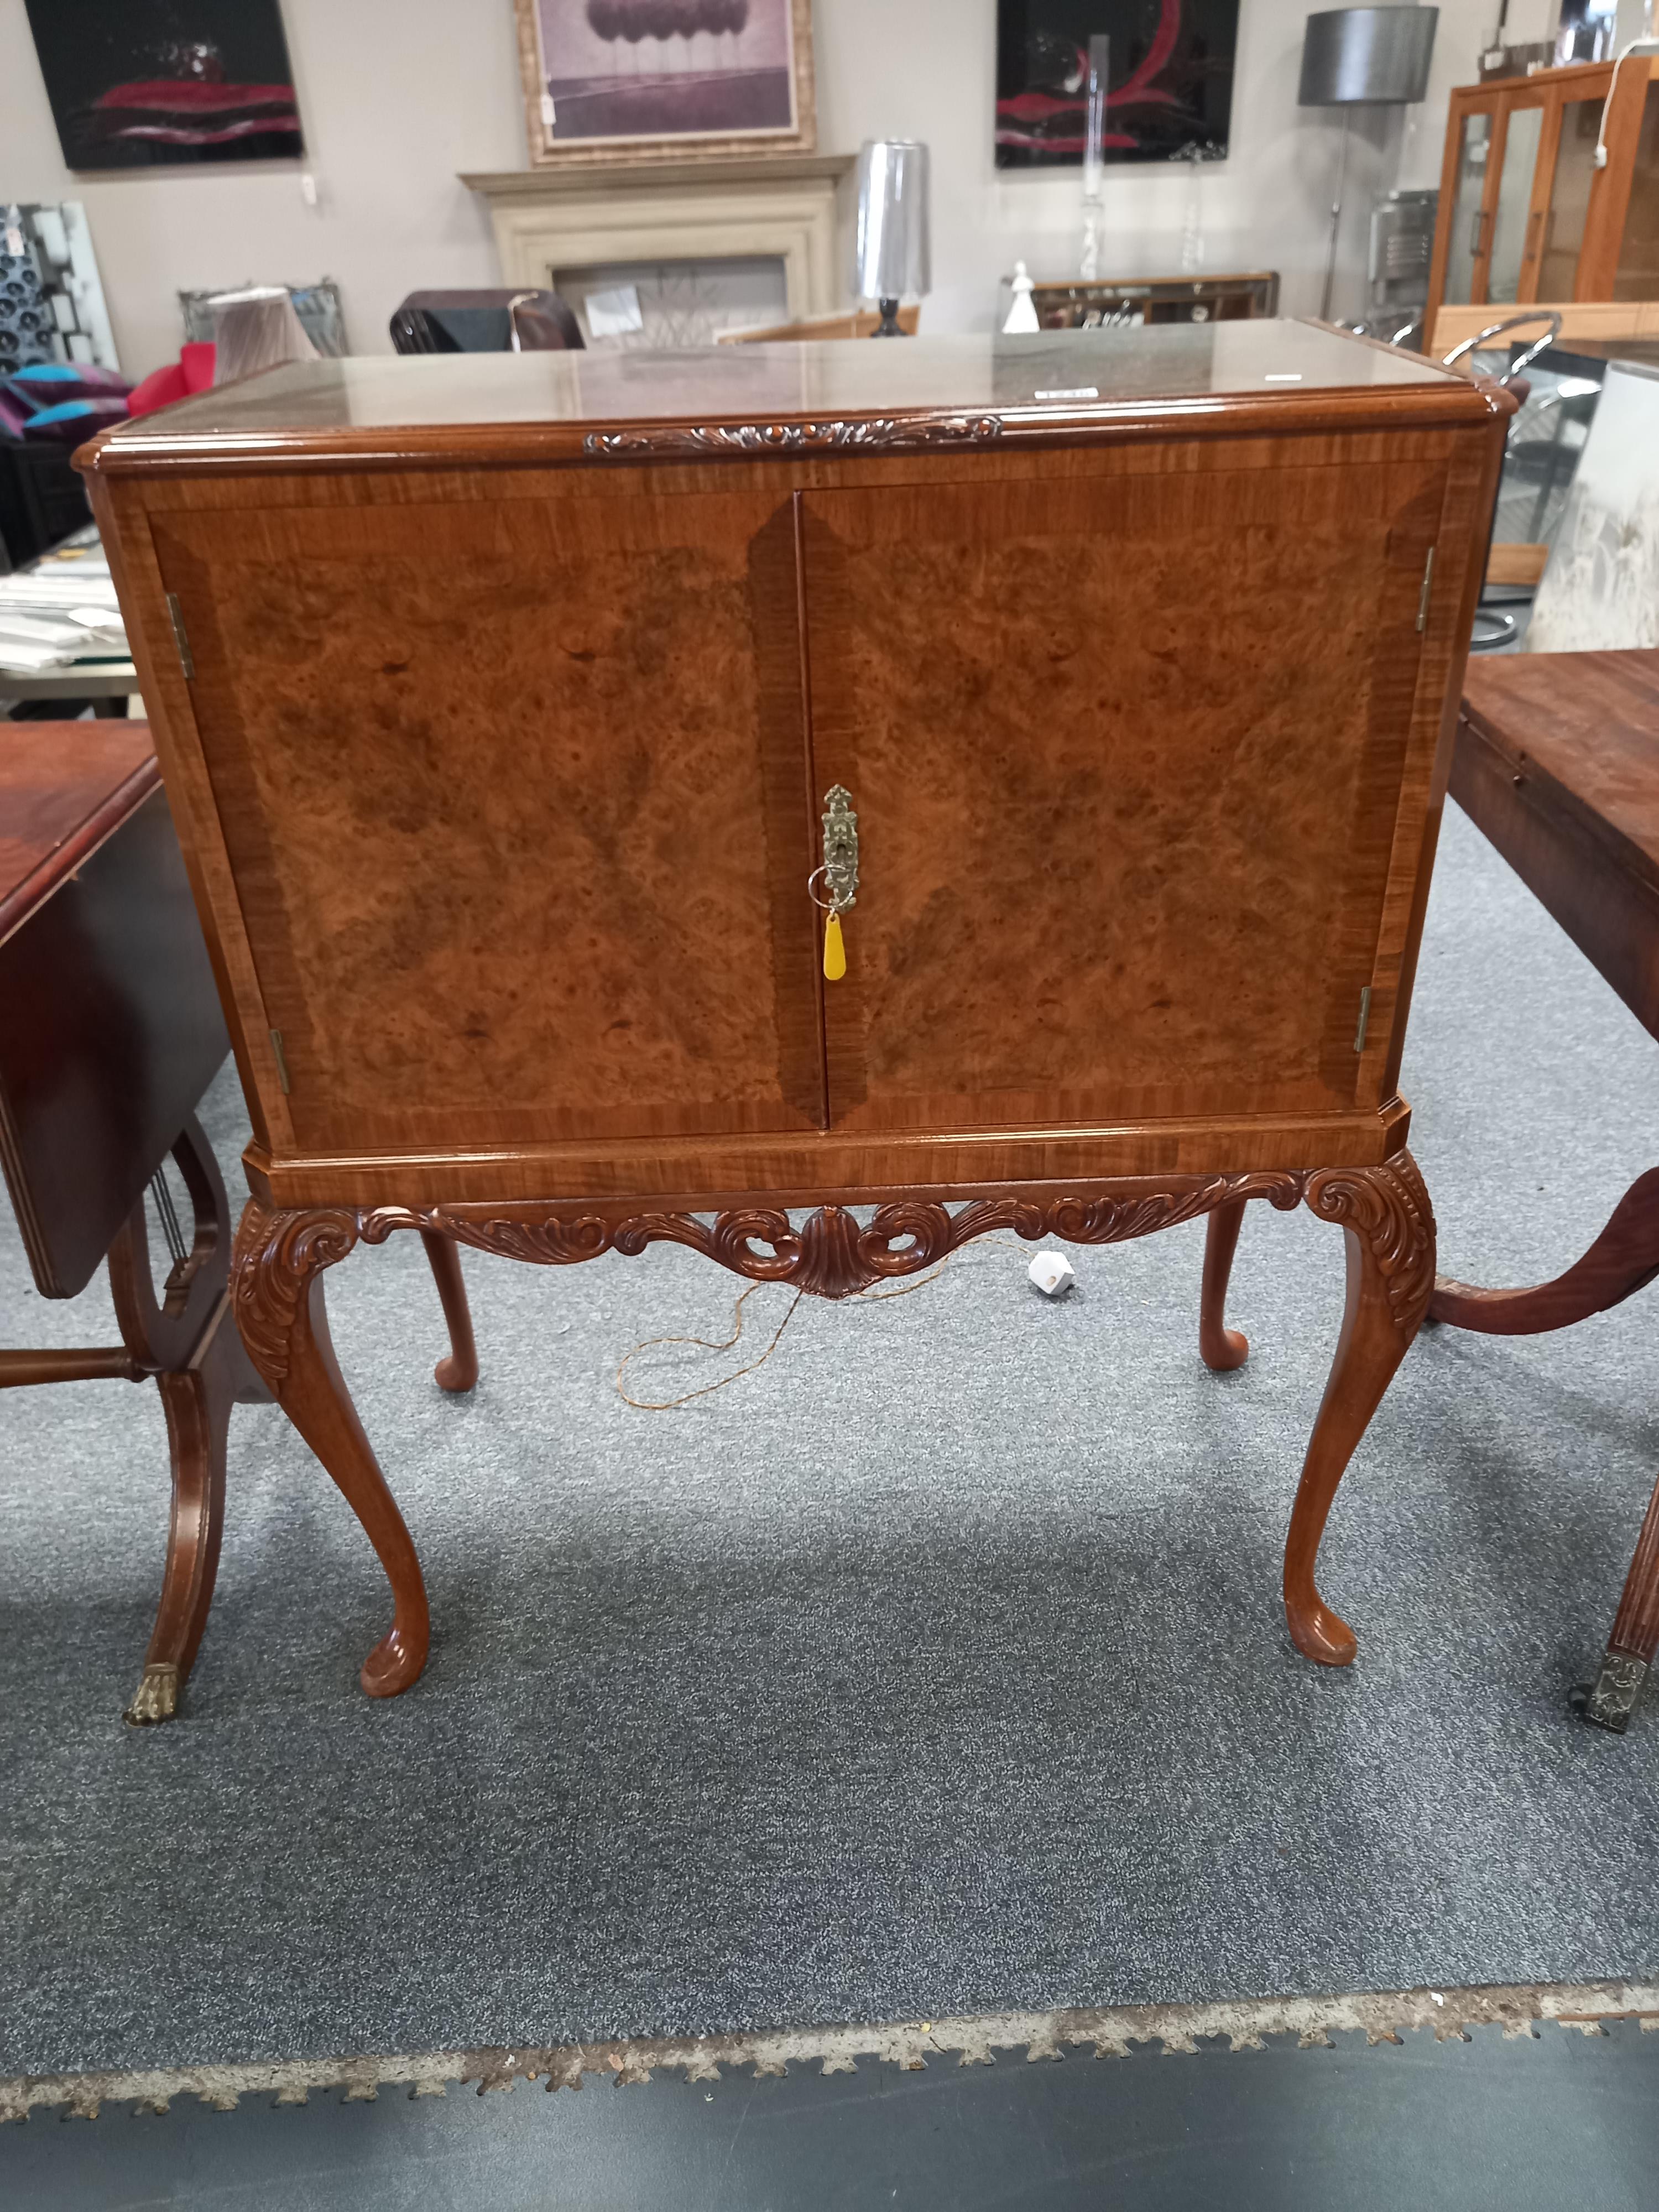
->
[461,154,853,332]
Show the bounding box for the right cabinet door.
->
[800,456,1444,1135]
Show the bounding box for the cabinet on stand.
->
[84,325,1508,1700]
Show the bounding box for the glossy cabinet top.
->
[88,322,1495,473]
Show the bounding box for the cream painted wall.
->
[817,0,1497,332]
[2,0,1510,377]
[0,0,524,376]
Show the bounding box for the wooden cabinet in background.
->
[82,327,1507,1704]
[1031,271,1279,328]
[1428,56,1659,340]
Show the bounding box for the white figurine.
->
[1003,260,1040,335]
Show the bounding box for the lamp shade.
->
[1298,7,1437,104]
[853,140,931,301]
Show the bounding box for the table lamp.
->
[853,140,930,336]
[1299,7,1437,320]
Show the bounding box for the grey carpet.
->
[2,803,1657,2079]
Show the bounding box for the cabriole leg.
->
[1199,1198,1250,1371]
[419,1230,479,1394]
[231,1202,429,1698]
[1285,1154,1436,1668]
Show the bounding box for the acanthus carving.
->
[1302,1155,1437,1337]
[228,1162,1432,1352]
[1042,1176,1307,1246]
[230,1202,361,1388]
[346,1173,1311,1302]
[583,415,1005,461]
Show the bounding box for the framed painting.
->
[514,0,817,167]
[22,0,302,171]
[995,0,1236,168]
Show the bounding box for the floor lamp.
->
[1300,7,1438,322]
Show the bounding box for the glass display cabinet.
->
[1426,56,1659,341]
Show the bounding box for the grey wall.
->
[1,0,1535,378]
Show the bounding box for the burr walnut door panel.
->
[150,490,822,1154]
[800,460,1445,1133]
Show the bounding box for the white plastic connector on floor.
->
[1028,1249,1076,1298]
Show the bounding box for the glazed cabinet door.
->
[1535,84,1608,300]
[149,488,821,1154]
[799,458,1445,1135]
[1485,89,1550,305]
[1434,93,1499,310]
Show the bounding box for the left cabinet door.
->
[149,484,824,1154]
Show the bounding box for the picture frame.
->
[21,0,303,173]
[995,0,1237,169]
[514,0,817,168]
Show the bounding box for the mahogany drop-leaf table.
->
[1432,648,1659,1733]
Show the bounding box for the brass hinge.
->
[1416,547,1436,634]
[165,592,195,679]
[1354,986,1372,1055]
[269,1028,293,1095]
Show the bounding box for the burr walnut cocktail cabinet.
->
[81,326,1510,1700]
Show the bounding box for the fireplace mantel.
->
[461,154,854,200]
[461,155,855,324]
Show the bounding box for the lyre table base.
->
[0,1116,485,1724]
[0,1118,267,1725]
[229,1152,1437,1699]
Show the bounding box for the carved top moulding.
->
[84,327,1503,478]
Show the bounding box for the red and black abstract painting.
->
[996,0,1236,168]
[24,0,303,170]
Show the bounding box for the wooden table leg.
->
[1285,1155,1437,1667]
[231,1202,430,1698]
[111,1118,270,1723]
[1429,1167,1659,1334]
[1432,1167,1659,1730]
[419,1230,479,1394]
[1572,1475,1659,1732]
[123,1155,476,1715]
[125,1297,267,1721]
[1199,1198,1250,1371]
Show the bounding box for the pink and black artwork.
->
[996,0,1236,167]
[23,0,302,171]
[521,0,815,160]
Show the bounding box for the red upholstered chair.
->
[127,342,217,418]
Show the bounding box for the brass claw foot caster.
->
[1571,1652,1648,1734]
[124,1662,180,1725]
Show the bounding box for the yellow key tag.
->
[822,909,846,982]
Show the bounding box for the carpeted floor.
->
[2,802,1657,2080]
